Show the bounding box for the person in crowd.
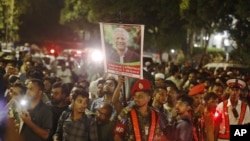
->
[203,92,219,141]
[95,102,115,141]
[6,81,27,132]
[55,61,72,83]
[114,79,166,141]
[68,84,85,105]
[4,75,21,102]
[48,82,71,141]
[166,65,182,90]
[188,83,206,141]
[214,78,250,141]
[182,70,197,91]
[154,72,166,88]
[96,79,105,98]
[25,69,51,103]
[151,87,170,139]
[174,94,194,141]
[90,77,118,120]
[19,59,34,84]
[43,76,57,101]
[209,81,226,102]
[108,27,140,63]
[20,79,52,141]
[53,88,98,141]
[163,80,180,140]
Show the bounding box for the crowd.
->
[0,47,250,141]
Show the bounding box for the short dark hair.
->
[13,81,26,95]
[210,82,224,89]
[77,79,90,87]
[26,69,44,81]
[105,78,118,88]
[71,88,89,100]
[62,82,74,97]
[97,79,105,86]
[204,92,219,102]
[177,94,193,107]
[29,78,44,91]
[52,81,63,89]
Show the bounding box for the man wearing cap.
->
[214,79,250,141]
[114,79,166,141]
[188,83,206,141]
[154,73,166,88]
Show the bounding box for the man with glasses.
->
[90,77,118,121]
[215,78,250,141]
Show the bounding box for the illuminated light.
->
[170,49,175,53]
[20,99,28,107]
[50,49,55,54]
[214,111,219,118]
[76,50,82,54]
[91,50,103,62]
[203,36,209,41]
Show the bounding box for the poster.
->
[100,23,144,79]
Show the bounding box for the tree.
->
[180,0,250,66]
[180,0,235,52]
[60,0,186,51]
[0,0,29,41]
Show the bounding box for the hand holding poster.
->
[100,23,144,79]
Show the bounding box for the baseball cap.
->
[131,79,152,95]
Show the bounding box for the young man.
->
[54,88,98,141]
[20,79,53,141]
[6,81,26,132]
[151,87,170,139]
[174,94,194,141]
[215,79,250,141]
[48,82,71,141]
[203,92,219,141]
[114,79,166,141]
[95,102,115,141]
[90,77,118,121]
[188,83,206,141]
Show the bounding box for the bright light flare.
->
[91,50,103,62]
[50,49,55,54]
[170,49,175,54]
[20,99,28,107]
[76,50,82,54]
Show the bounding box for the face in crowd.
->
[153,88,168,105]
[133,91,151,107]
[96,103,112,124]
[51,87,65,106]
[103,79,116,95]
[228,87,241,102]
[72,94,89,114]
[26,80,43,101]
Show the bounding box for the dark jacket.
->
[174,115,193,141]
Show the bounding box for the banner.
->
[100,23,144,79]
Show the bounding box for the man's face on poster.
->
[114,29,129,52]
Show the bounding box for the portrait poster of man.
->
[100,23,144,79]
